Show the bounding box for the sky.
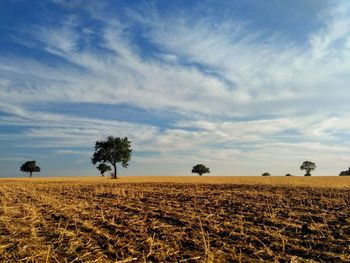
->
[1,0,350,177]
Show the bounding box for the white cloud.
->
[3,1,349,118]
[309,2,350,59]
[136,1,350,115]
[1,1,350,175]
[40,26,78,54]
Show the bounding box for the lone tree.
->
[96,163,112,176]
[92,136,132,179]
[262,172,271,176]
[285,173,292,176]
[20,160,40,178]
[339,167,350,176]
[192,164,210,176]
[300,161,316,176]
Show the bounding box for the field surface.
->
[0,176,349,262]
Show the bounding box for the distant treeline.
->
[18,136,350,178]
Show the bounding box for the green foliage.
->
[300,161,316,176]
[20,160,40,178]
[339,167,350,176]
[262,172,270,176]
[192,164,210,176]
[96,163,112,176]
[92,136,132,179]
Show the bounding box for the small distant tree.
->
[262,172,271,176]
[96,163,111,176]
[91,136,132,179]
[285,173,292,176]
[300,161,316,176]
[192,164,210,176]
[20,160,40,178]
[339,167,350,176]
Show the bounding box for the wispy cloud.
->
[1,0,350,176]
[135,1,350,114]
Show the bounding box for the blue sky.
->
[1,0,350,177]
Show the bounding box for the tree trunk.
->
[29,172,32,178]
[112,163,117,179]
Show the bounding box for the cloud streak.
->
[1,0,350,176]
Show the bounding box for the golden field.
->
[2,175,350,187]
[0,176,349,262]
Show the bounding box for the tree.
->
[20,160,40,178]
[339,167,350,176]
[192,164,210,176]
[300,161,316,176]
[262,172,271,176]
[285,173,292,176]
[96,163,112,176]
[91,136,132,179]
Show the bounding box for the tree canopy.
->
[96,163,112,176]
[262,172,271,176]
[300,161,316,176]
[339,167,350,176]
[20,160,40,178]
[192,164,210,176]
[91,136,132,179]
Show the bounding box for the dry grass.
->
[0,176,349,262]
[3,175,350,187]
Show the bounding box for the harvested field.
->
[0,176,349,262]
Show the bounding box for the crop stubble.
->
[0,177,349,262]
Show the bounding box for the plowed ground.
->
[0,179,349,262]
